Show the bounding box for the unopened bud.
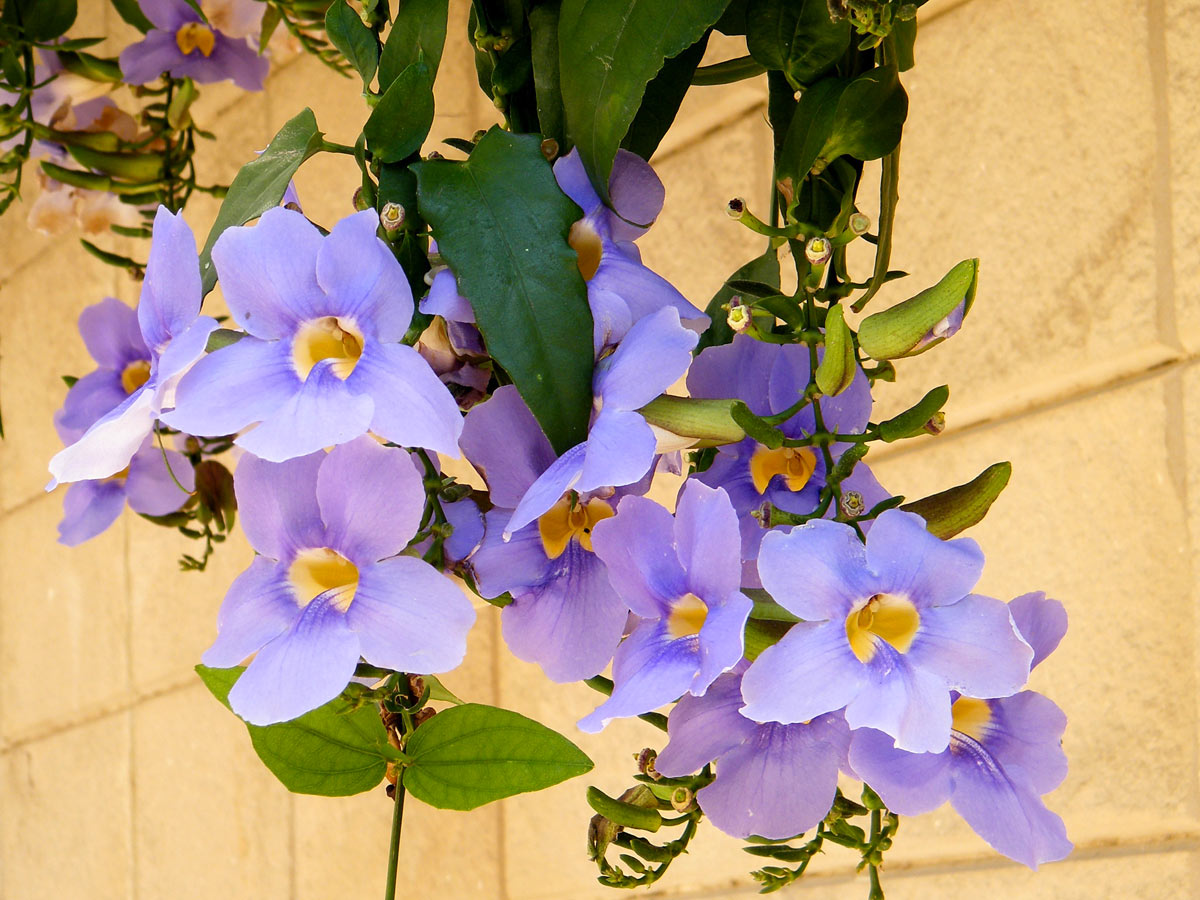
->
[726,296,750,332]
[426,150,444,160]
[726,197,745,219]
[805,236,832,266]
[840,490,866,518]
[380,201,405,232]
[352,186,369,211]
[635,748,660,780]
[849,212,871,235]
[670,786,695,812]
[923,412,946,435]
[540,138,559,161]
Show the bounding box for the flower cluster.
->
[46,133,1070,885]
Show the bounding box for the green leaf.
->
[820,65,908,165]
[199,108,324,294]
[877,385,948,442]
[777,76,847,184]
[815,304,855,396]
[259,3,282,52]
[325,0,379,85]
[697,249,781,352]
[205,328,245,352]
[745,0,850,86]
[622,33,709,161]
[53,50,123,83]
[2,0,76,42]
[378,0,448,89]
[744,617,792,662]
[893,18,917,72]
[901,462,1012,539]
[414,128,594,453]
[364,59,435,164]
[403,703,594,810]
[109,0,153,33]
[559,0,728,200]
[858,258,977,360]
[587,786,663,831]
[196,665,395,797]
[529,4,564,145]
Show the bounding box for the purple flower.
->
[578,481,752,732]
[554,148,708,351]
[164,208,463,462]
[48,207,219,486]
[848,592,1071,869]
[505,305,698,536]
[119,0,268,90]
[460,386,631,682]
[655,669,851,840]
[687,335,889,583]
[204,437,476,725]
[58,437,194,546]
[741,510,1033,753]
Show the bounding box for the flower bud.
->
[352,186,369,211]
[726,296,750,333]
[805,236,832,266]
[634,747,660,780]
[670,786,695,813]
[923,412,946,435]
[849,212,871,235]
[380,201,405,232]
[540,138,559,161]
[840,490,866,518]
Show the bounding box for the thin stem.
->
[383,776,407,900]
[867,807,884,899]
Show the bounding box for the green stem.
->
[383,776,407,900]
[867,808,884,899]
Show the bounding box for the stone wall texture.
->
[1,0,1193,897]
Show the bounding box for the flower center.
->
[120,359,152,394]
[537,495,614,559]
[288,548,359,612]
[749,445,817,495]
[667,592,708,640]
[844,593,920,663]
[950,696,993,742]
[292,316,364,380]
[175,22,216,57]
[568,220,603,281]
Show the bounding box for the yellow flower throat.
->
[749,445,817,495]
[175,22,216,57]
[537,496,613,559]
[844,593,920,663]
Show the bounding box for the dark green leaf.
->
[414,128,593,453]
[199,108,324,294]
[877,385,948,442]
[490,34,533,96]
[697,249,781,352]
[692,54,767,85]
[109,0,153,33]
[196,665,395,797]
[558,0,728,200]
[365,59,435,164]
[745,0,850,86]
[379,0,448,89]
[745,617,791,661]
[3,0,76,42]
[325,0,379,85]
[61,374,79,388]
[714,0,751,35]
[259,3,282,53]
[205,328,245,352]
[529,4,564,145]
[901,462,1012,539]
[893,18,917,72]
[622,33,709,161]
[821,65,907,164]
[403,703,594,810]
[777,76,846,184]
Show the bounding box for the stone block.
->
[2,713,132,900]
[0,495,129,744]
[0,238,120,512]
[132,683,291,899]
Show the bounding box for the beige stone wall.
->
[1,0,1195,896]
